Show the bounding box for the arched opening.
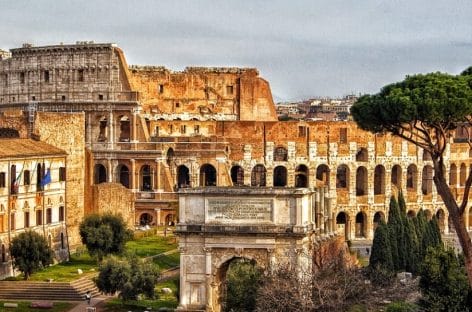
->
[336,165,349,189]
[166,148,175,166]
[177,165,190,188]
[356,166,368,196]
[230,166,244,186]
[98,116,107,142]
[0,128,19,138]
[295,164,308,187]
[356,147,368,162]
[200,164,217,186]
[94,164,107,184]
[407,210,416,218]
[119,115,130,142]
[118,164,130,188]
[219,258,261,312]
[165,214,175,226]
[373,211,385,230]
[449,163,457,186]
[424,209,432,221]
[391,165,402,189]
[315,164,329,187]
[140,165,152,191]
[374,165,385,195]
[422,165,433,195]
[273,146,288,161]
[355,212,366,238]
[273,166,287,187]
[251,165,266,187]
[140,213,153,226]
[436,209,446,233]
[460,163,467,186]
[336,212,349,240]
[406,164,417,190]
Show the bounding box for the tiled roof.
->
[0,139,66,159]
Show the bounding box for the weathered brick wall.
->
[92,182,135,229]
[0,110,28,137]
[34,112,85,248]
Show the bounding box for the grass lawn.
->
[125,235,178,258]
[153,251,180,270]
[0,301,75,311]
[101,276,179,312]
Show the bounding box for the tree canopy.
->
[10,231,53,280]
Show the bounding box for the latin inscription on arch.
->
[206,198,272,223]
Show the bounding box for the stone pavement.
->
[67,294,109,312]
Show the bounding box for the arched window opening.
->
[140,165,152,191]
[424,209,432,221]
[336,165,349,189]
[177,165,190,188]
[374,165,385,195]
[119,116,130,142]
[166,148,175,166]
[449,164,457,186]
[407,165,417,190]
[373,211,385,230]
[231,166,244,186]
[295,165,308,187]
[391,165,402,189]
[98,116,107,142]
[316,165,329,187]
[407,210,416,218]
[94,164,107,184]
[355,212,366,238]
[251,165,266,187]
[356,147,368,162]
[356,166,368,196]
[460,163,467,186]
[273,166,287,187]
[200,164,217,186]
[422,165,433,195]
[273,147,288,161]
[118,165,130,188]
[140,213,153,226]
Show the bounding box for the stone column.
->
[107,159,113,182]
[155,158,161,191]
[204,247,213,312]
[130,159,136,191]
[108,111,114,149]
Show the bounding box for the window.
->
[98,94,104,100]
[31,96,36,101]
[78,69,84,82]
[180,125,186,134]
[298,126,306,137]
[0,172,5,188]
[61,95,66,101]
[36,210,42,225]
[24,170,30,185]
[175,102,180,108]
[59,167,66,182]
[20,72,25,84]
[44,70,50,82]
[226,85,234,95]
[194,125,200,134]
[158,84,164,93]
[46,208,52,224]
[24,211,30,228]
[340,128,348,144]
[59,206,64,222]
[10,213,15,230]
[274,147,288,161]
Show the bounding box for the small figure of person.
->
[85,291,91,305]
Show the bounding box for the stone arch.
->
[140,164,153,191]
[460,163,467,186]
[273,166,287,187]
[295,164,309,187]
[407,210,416,218]
[424,209,432,221]
[391,164,402,189]
[422,165,433,195]
[406,164,417,190]
[355,212,367,238]
[166,148,175,166]
[177,165,190,188]
[230,165,244,186]
[336,211,350,240]
[118,115,130,142]
[139,212,153,226]
[0,128,19,138]
[94,164,107,184]
[450,163,457,186]
[97,116,108,142]
[165,214,175,225]
[356,166,368,196]
[273,146,288,161]
[315,164,329,187]
[336,165,349,189]
[251,164,266,187]
[373,211,385,230]
[436,209,446,233]
[200,164,217,186]
[374,165,386,195]
[117,164,130,188]
[356,147,368,162]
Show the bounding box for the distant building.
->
[0,49,11,61]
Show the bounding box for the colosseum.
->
[0,41,469,251]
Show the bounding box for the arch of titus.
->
[176,186,334,312]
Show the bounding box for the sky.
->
[0,0,471,101]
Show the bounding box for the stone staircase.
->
[0,277,100,301]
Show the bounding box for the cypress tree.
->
[398,191,407,217]
[369,220,394,272]
[404,218,420,274]
[428,216,443,247]
[387,196,402,270]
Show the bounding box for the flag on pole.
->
[40,168,51,187]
